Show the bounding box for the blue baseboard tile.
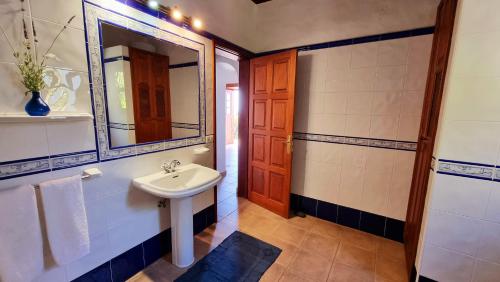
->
[72,261,112,282]
[290,193,405,242]
[338,206,361,229]
[72,204,215,282]
[360,211,386,237]
[143,229,172,267]
[419,275,438,282]
[110,244,144,282]
[317,200,338,223]
[385,218,405,243]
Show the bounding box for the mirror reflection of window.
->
[101,23,200,148]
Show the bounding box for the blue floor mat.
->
[175,231,282,282]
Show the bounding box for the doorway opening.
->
[215,48,240,221]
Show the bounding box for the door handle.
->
[284,135,293,154]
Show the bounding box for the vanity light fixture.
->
[132,0,203,30]
[192,18,202,29]
[171,8,183,21]
[147,0,159,9]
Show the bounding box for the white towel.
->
[39,175,90,265]
[0,185,44,282]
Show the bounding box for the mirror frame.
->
[84,0,210,161]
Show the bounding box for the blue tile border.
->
[294,132,417,152]
[290,193,405,243]
[436,159,500,181]
[171,122,200,130]
[103,55,130,63]
[169,61,198,69]
[72,204,216,282]
[109,122,135,130]
[0,151,99,180]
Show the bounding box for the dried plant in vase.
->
[0,0,75,116]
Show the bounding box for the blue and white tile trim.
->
[436,159,500,181]
[294,132,417,152]
[171,122,200,130]
[0,151,98,180]
[109,122,135,130]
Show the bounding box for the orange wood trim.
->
[211,41,218,221]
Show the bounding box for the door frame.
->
[212,40,255,220]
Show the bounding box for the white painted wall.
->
[215,55,239,173]
[254,0,440,52]
[417,0,500,281]
[292,35,432,220]
[0,0,214,281]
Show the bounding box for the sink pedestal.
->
[170,197,195,268]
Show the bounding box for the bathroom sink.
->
[132,163,221,268]
[133,163,222,198]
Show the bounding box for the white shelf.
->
[0,112,94,123]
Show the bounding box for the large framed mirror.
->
[84,0,212,161]
[101,22,201,147]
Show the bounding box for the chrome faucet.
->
[161,160,181,173]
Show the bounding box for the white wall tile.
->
[472,259,500,282]
[397,114,420,141]
[485,183,500,223]
[374,65,406,91]
[350,42,377,69]
[30,0,84,29]
[65,234,111,281]
[345,114,370,137]
[426,209,481,256]
[45,120,95,156]
[420,243,475,282]
[431,174,492,219]
[33,19,87,72]
[438,121,500,165]
[377,39,408,66]
[346,92,373,114]
[349,68,375,91]
[323,93,347,114]
[369,115,398,139]
[0,123,49,162]
[371,91,401,115]
[451,31,500,78]
[476,221,500,264]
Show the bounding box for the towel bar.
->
[33,168,102,189]
[33,174,91,189]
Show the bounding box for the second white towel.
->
[39,175,90,265]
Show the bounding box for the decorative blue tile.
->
[51,151,98,170]
[360,212,386,237]
[328,39,353,48]
[437,160,494,180]
[143,229,171,266]
[0,157,50,180]
[317,200,337,223]
[72,261,112,282]
[384,218,405,243]
[110,245,144,282]
[337,206,361,229]
[410,26,435,36]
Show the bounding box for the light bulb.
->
[172,9,183,21]
[147,0,159,9]
[192,18,202,29]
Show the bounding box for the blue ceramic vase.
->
[25,91,50,116]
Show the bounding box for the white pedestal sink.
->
[132,163,222,267]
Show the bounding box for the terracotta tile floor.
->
[128,198,408,282]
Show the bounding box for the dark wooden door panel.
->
[404,0,457,275]
[248,49,297,218]
[129,47,172,144]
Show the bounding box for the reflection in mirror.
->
[101,22,200,148]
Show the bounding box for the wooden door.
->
[129,47,172,143]
[404,0,457,274]
[248,49,297,218]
